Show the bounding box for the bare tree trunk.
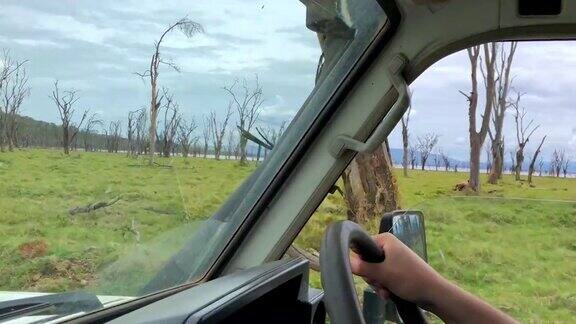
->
[488,42,517,184]
[223,76,263,166]
[136,18,203,166]
[401,104,411,177]
[488,141,503,183]
[342,143,400,224]
[515,148,524,181]
[512,94,539,182]
[149,90,158,163]
[469,137,482,190]
[528,136,546,185]
[63,127,70,155]
[463,44,496,192]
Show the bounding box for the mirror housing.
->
[379,210,428,261]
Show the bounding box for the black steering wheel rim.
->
[319,220,427,324]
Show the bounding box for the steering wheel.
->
[319,220,427,324]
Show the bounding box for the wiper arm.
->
[0,291,103,322]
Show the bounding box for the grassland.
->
[299,170,576,322]
[0,149,255,293]
[1,149,575,322]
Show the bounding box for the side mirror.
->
[362,211,429,322]
[379,210,427,262]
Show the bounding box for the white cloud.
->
[1,6,115,45]
[12,38,67,48]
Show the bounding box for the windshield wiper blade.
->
[0,291,103,321]
[0,302,56,321]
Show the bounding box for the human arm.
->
[350,233,517,324]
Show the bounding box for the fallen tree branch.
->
[286,245,320,271]
[153,162,173,168]
[69,196,121,215]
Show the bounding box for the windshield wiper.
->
[0,291,103,322]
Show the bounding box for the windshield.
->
[0,0,386,320]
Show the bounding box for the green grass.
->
[1,150,575,321]
[0,149,254,293]
[298,169,576,322]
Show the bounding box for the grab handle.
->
[329,54,410,158]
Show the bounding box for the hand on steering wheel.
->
[350,232,441,307]
[320,221,427,324]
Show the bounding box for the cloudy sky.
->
[0,0,319,128]
[397,41,576,161]
[0,0,574,161]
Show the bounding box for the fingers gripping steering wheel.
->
[319,220,427,324]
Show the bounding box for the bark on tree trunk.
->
[342,142,400,224]
[63,127,70,155]
[469,136,482,192]
[239,136,248,165]
[528,136,546,185]
[515,148,524,181]
[488,139,503,184]
[402,126,409,177]
[149,104,158,165]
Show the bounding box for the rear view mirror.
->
[379,210,427,261]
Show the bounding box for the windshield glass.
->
[0,0,386,320]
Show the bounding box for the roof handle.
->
[329,53,410,158]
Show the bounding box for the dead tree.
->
[105,120,122,153]
[256,121,287,161]
[226,129,236,159]
[158,93,181,157]
[208,105,232,160]
[485,145,492,173]
[342,143,400,224]
[512,94,539,181]
[538,158,544,177]
[400,98,412,176]
[223,76,264,165]
[550,150,561,177]
[178,117,197,158]
[461,44,496,191]
[562,159,570,178]
[127,110,138,156]
[417,133,439,171]
[440,151,451,171]
[527,136,546,185]
[50,81,88,155]
[136,18,203,165]
[135,108,148,154]
[488,42,518,184]
[0,49,27,90]
[83,113,102,152]
[236,120,287,163]
[409,145,417,170]
[555,150,569,178]
[550,149,567,178]
[509,150,516,174]
[202,117,210,158]
[1,57,29,151]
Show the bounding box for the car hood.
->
[0,291,133,323]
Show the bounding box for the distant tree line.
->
[0,15,284,165]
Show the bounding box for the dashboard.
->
[108,258,325,323]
